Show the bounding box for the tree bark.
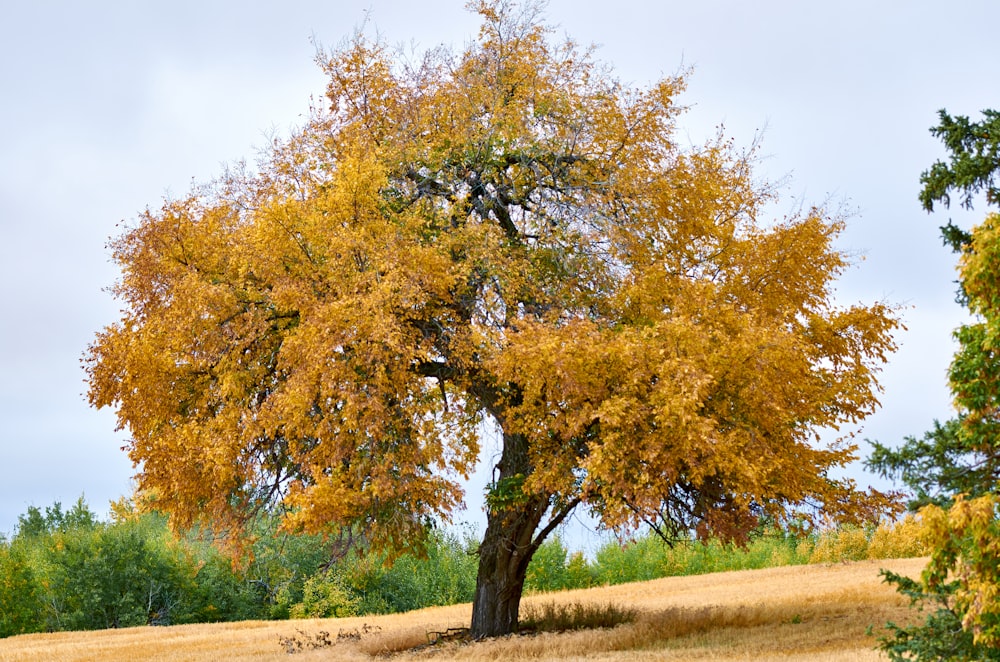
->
[470,429,548,639]
[470,499,545,638]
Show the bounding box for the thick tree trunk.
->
[470,430,548,639]
[470,501,545,637]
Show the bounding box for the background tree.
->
[869,109,1000,659]
[85,0,899,638]
[866,418,994,511]
[15,497,98,539]
[869,108,1000,505]
[919,108,1000,253]
[0,539,44,637]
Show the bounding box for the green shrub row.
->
[0,499,481,636]
[522,515,927,593]
[0,498,929,638]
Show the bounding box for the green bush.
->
[1,499,271,634]
[239,524,332,620]
[525,536,595,592]
[592,535,667,585]
[40,516,199,630]
[0,496,935,639]
[586,527,813,587]
[0,540,45,637]
[334,529,478,614]
[290,572,358,618]
[565,551,595,589]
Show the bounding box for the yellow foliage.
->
[808,516,929,564]
[107,495,137,523]
[866,515,929,560]
[809,526,870,564]
[918,495,1000,646]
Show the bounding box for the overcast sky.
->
[1,1,996,541]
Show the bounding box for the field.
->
[0,557,926,661]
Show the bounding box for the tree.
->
[16,497,99,539]
[866,418,997,511]
[85,0,899,638]
[0,540,44,637]
[919,108,1000,253]
[27,503,200,630]
[905,212,1000,651]
[869,109,1000,510]
[869,109,1000,658]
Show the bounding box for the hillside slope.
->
[0,557,926,661]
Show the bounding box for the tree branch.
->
[414,359,455,381]
[531,496,582,549]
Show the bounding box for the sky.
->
[1,0,997,543]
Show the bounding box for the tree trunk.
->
[470,502,544,637]
[470,429,548,639]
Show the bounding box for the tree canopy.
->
[919,108,1000,254]
[919,110,1000,214]
[86,0,899,637]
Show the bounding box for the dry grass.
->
[0,557,927,661]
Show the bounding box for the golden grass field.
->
[0,557,927,661]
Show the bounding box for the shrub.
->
[290,573,358,618]
[565,551,595,589]
[0,541,44,637]
[40,516,199,630]
[334,530,477,614]
[866,515,929,560]
[874,569,1000,661]
[808,526,869,563]
[526,536,596,592]
[586,527,815,587]
[592,535,667,585]
[238,522,333,620]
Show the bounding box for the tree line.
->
[1,496,931,639]
[0,497,472,637]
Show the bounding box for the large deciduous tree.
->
[86,1,899,638]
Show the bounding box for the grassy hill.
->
[0,557,925,661]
